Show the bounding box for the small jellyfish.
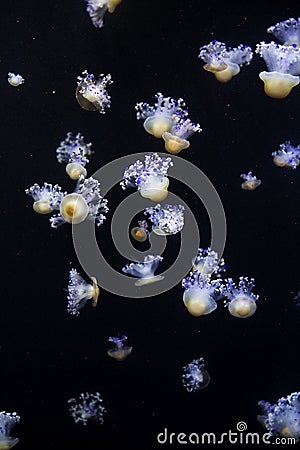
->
[66,269,100,316]
[222,276,259,318]
[192,247,226,277]
[182,271,223,317]
[7,72,24,87]
[255,41,300,98]
[162,114,202,155]
[0,411,20,449]
[198,40,253,83]
[85,0,122,29]
[50,175,108,228]
[56,132,93,180]
[267,17,300,47]
[272,141,300,169]
[293,291,300,307]
[120,153,173,202]
[258,391,300,442]
[182,357,210,392]
[135,92,187,139]
[240,171,261,190]
[144,203,185,235]
[131,220,149,242]
[76,70,112,113]
[122,254,164,286]
[107,335,132,361]
[68,392,106,426]
[25,182,67,215]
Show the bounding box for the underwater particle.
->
[192,247,226,277]
[0,411,20,449]
[50,175,108,228]
[107,335,132,361]
[67,269,100,316]
[120,152,173,202]
[240,171,261,190]
[122,254,164,286]
[76,70,112,113]
[272,141,300,169]
[68,392,106,426]
[267,17,300,47]
[56,132,93,180]
[162,114,202,155]
[222,276,259,318]
[198,40,253,82]
[257,391,300,442]
[25,182,67,215]
[7,72,24,87]
[85,0,122,28]
[255,41,300,98]
[131,220,149,242]
[144,203,185,235]
[182,357,210,392]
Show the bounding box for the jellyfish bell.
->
[107,0,122,13]
[0,436,19,449]
[66,162,87,180]
[183,287,217,317]
[60,193,89,224]
[75,84,100,111]
[228,295,257,318]
[139,175,169,202]
[143,115,174,139]
[90,276,100,307]
[204,61,240,82]
[162,132,190,155]
[135,274,164,287]
[131,227,148,242]
[241,179,261,190]
[259,71,300,99]
[107,346,132,361]
[33,200,52,214]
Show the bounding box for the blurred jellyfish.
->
[182,357,210,392]
[162,114,202,155]
[222,276,259,318]
[56,132,93,180]
[50,175,108,228]
[85,0,122,28]
[0,411,20,449]
[25,182,67,215]
[67,269,100,316]
[76,70,112,113]
[120,153,173,202]
[107,335,132,361]
[7,72,24,87]
[68,392,106,426]
[293,290,300,307]
[240,171,261,190]
[131,220,149,242]
[192,247,226,277]
[255,42,300,98]
[135,92,187,139]
[267,17,300,47]
[122,254,164,286]
[258,391,300,442]
[272,141,300,169]
[144,203,185,235]
[198,40,253,82]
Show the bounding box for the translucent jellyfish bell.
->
[0,411,20,449]
[162,115,202,155]
[144,203,185,235]
[131,220,149,242]
[107,335,132,361]
[272,141,300,169]
[66,269,100,316]
[68,392,106,426]
[7,72,24,87]
[182,357,210,392]
[25,182,67,215]
[122,255,164,286]
[192,247,226,277]
[56,132,93,180]
[76,70,112,113]
[267,17,300,48]
[240,171,261,190]
[85,0,122,29]
[222,276,259,318]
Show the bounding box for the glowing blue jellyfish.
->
[255,42,300,98]
[7,72,24,87]
[122,254,164,286]
[144,203,185,235]
[131,220,149,242]
[50,175,108,228]
[135,92,187,139]
[293,291,300,307]
[267,17,300,47]
[192,247,226,277]
[67,269,100,316]
[25,182,67,215]
[182,357,210,392]
[120,153,173,202]
[272,141,300,169]
[68,392,106,426]
[258,391,300,442]
[162,114,202,155]
[85,0,122,29]
[222,276,259,318]
[240,171,261,190]
[76,70,112,113]
[107,335,132,361]
[198,40,253,83]
[56,132,93,180]
[0,411,20,449]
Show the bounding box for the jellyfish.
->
[107,335,132,361]
[182,271,223,317]
[162,114,202,155]
[0,411,20,449]
[135,92,187,139]
[293,291,300,307]
[66,269,100,316]
[198,40,253,83]
[56,132,93,180]
[255,41,300,98]
[85,0,122,29]
[25,182,67,215]
[222,276,259,318]
[182,357,210,393]
[144,203,185,235]
[76,70,112,113]
[267,17,300,47]
[7,73,24,87]
[272,141,300,169]
[131,220,149,242]
[192,247,226,277]
[50,175,108,228]
[258,391,300,442]
[120,153,173,202]
[122,254,164,286]
[68,392,106,426]
[240,171,261,190]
